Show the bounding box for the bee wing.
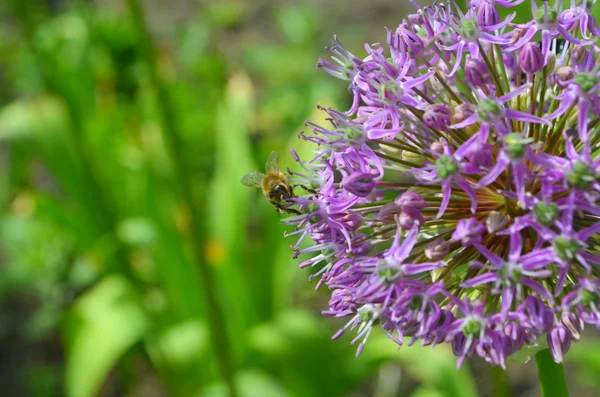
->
[265,151,279,173]
[241,171,265,188]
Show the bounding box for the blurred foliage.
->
[0,1,599,397]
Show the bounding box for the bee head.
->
[271,183,291,200]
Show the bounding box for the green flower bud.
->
[408,295,424,310]
[307,204,322,223]
[533,202,560,226]
[477,98,503,121]
[377,260,399,281]
[574,72,598,92]
[498,263,522,284]
[535,8,558,25]
[580,289,598,307]
[458,18,479,38]
[436,155,459,179]
[462,318,482,336]
[554,236,583,260]
[567,161,595,189]
[504,133,532,159]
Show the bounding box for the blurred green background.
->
[1,0,600,396]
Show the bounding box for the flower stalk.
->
[535,348,569,397]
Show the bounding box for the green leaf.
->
[64,276,148,397]
[275,6,319,45]
[116,217,157,247]
[148,320,209,366]
[409,387,445,397]
[208,72,258,334]
[201,370,291,397]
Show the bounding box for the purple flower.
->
[465,232,554,318]
[452,217,485,245]
[519,42,545,74]
[506,0,593,61]
[280,0,600,366]
[465,58,491,87]
[548,326,572,363]
[342,172,376,197]
[423,104,452,130]
[425,238,450,260]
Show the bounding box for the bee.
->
[241,151,301,215]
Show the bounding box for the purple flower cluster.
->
[284,0,600,367]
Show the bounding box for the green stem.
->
[490,366,511,397]
[124,1,239,397]
[535,348,569,397]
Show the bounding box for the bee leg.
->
[292,184,318,195]
[274,201,301,215]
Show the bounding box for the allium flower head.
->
[284,0,600,367]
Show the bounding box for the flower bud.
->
[519,43,544,74]
[339,211,363,232]
[400,27,425,55]
[470,143,494,168]
[342,172,376,197]
[533,201,559,226]
[329,289,356,313]
[465,58,490,87]
[477,0,499,27]
[485,211,509,233]
[398,210,424,229]
[452,332,467,357]
[458,18,480,39]
[423,104,452,130]
[534,7,559,25]
[462,317,484,337]
[567,161,595,189]
[504,133,532,159]
[425,237,450,260]
[570,45,587,65]
[453,104,474,125]
[477,98,503,122]
[408,12,424,26]
[452,217,484,245]
[512,28,526,44]
[560,10,578,31]
[555,66,575,86]
[504,322,526,353]
[436,155,459,179]
[503,51,518,79]
[553,236,582,260]
[574,72,599,93]
[395,191,427,213]
[431,141,445,155]
[377,201,401,223]
[561,312,584,341]
[548,326,572,363]
[519,296,554,333]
